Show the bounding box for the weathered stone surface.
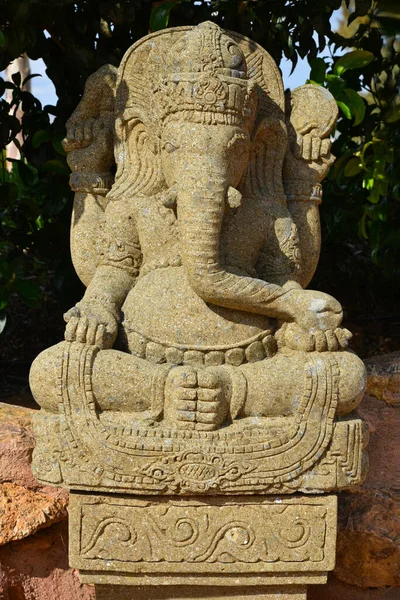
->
[0,482,68,546]
[69,493,337,584]
[30,22,365,499]
[365,352,400,406]
[0,521,95,600]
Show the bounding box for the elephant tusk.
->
[226,186,242,209]
[160,185,178,208]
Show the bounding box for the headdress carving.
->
[111,23,285,200]
[153,22,257,127]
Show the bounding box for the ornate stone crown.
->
[153,21,257,126]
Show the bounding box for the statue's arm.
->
[284,181,322,288]
[64,200,142,349]
[63,64,118,287]
[281,84,338,288]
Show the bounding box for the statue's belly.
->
[121,267,275,364]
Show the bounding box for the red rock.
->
[0,521,95,600]
[331,388,400,590]
[335,491,400,587]
[0,402,69,501]
[309,573,400,599]
[0,402,38,490]
[365,352,400,407]
[0,482,68,546]
[357,394,400,491]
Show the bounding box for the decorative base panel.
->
[69,492,337,588]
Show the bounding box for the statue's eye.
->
[163,141,178,154]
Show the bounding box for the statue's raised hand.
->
[283,84,338,186]
[62,64,117,175]
[64,301,118,349]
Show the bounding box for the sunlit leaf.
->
[341,88,366,125]
[334,50,374,76]
[337,100,352,119]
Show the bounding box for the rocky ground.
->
[0,353,399,599]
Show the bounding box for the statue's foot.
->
[165,366,229,431]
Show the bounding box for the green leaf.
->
[150,1,179,32]
[22,73,41,87]
[17,161,36,186]
[51,134,67,156]
[14,279,42,308]
[341,88,366,125]
[326,74,346,98]
[41,159,69,175]
[333,50,374,76]
[344,157,363,177]
[35,215,45,230]
[337,100,352,120]
[0,182,18,203]
[309,58,327,84]
[11,71,21,87]
[384,104,400,123]
[32,129,51,148]
[368,187,380,204]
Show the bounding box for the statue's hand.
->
[276,288,352,352]
[64,301,118,349]
[283,132,335,185]
[287,289,343,331]
[276,322,352,352]
[63,114,114,173]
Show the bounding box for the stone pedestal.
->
[69,493,337,599]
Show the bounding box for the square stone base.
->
[69,492,337,597]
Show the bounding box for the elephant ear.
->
[109,46,165,201]
[240,116,287,202]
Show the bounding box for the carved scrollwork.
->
[69,495,337,572]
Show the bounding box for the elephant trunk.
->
[177,172,293,318]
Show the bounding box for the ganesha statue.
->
[30,22,366,497]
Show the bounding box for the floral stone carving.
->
[29,21,367,599]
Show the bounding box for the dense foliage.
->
[0,0,399,342]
